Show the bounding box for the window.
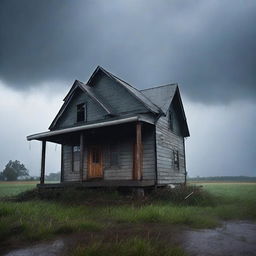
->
[169,111,174,131]
[72,146,80,172]
[110,151,119,166]
[173,150,179,170]
[105,144,119,168]
[77,103,86,122]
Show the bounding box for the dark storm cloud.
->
[0,0,256,103]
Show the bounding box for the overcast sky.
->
[0,0,255,177]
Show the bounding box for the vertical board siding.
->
[156,114,185,184]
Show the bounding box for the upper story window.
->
[173,150,179,170]
[77,103,86,122]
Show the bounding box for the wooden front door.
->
[88,145,103,178]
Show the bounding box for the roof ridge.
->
[140,83,178,91]
[96,66,162,114]
[78,80,113,115]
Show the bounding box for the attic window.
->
[77,103,86,122]
[173,150,179,170]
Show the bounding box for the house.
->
[27,66,190,189]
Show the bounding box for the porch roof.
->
[27,114,154,142]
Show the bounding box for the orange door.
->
[88,145,103,178]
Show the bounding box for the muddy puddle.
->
[182,221,256,256]
[3,240,65,256]
[3,221,256,256]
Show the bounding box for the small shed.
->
[27,66,190,188]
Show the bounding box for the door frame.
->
[87,145,103,179]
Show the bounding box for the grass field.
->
[0,181,37,197]
[0,181,255,255]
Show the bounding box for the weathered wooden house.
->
[27,66,189,188]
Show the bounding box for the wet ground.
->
[3,221,256,256]
[182,221,256,256]
[3,240,65,256]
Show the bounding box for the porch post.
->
[60,145,64,183]
[80,132,84,181]
[135,122,142,180]
[40,140,46,184]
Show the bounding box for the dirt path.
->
[3,221,256,256]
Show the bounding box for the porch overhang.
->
[27,114,155,142]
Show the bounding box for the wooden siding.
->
[55,88,106,129]
[169,105,182,137]
[62,125,156,182]
[63,145,87,182]
[142,126,155,180]
[156,112,186,184]
[103,139,133,180]
[92,74,148,114]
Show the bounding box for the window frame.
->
[72,145,80,172]
[104,144,120,169]
[76,103,87,123]
[173,149,179,170]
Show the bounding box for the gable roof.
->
[141,84,189,137]
[49,80,114,130]
[49,66,189,136]
[87,66,163,115]
[141,84,178,114]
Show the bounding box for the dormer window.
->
[77,103,86,122]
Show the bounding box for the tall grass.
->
[0,201,103,243]
[101,204,219,228]
[71,237,186,256]
[0,182,255,246]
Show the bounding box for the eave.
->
[27,114,155,142]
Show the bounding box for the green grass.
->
[71,237,186,256]
[0,181,37,197]
[101,204,219,228]
[0,182,256,247]
[199,183,256,203]
[0,200,103,243]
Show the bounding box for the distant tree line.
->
[188,176,256,182]
[0,160,60,181]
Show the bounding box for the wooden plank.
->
[80,133,84,181]
[37,180,155,188]
[60,145,64,182]
[134,122,142,180]
[156,114,186,185]
[40,141,46,184]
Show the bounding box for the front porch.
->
[27,115,157,187]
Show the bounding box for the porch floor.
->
[37,180,156,189]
